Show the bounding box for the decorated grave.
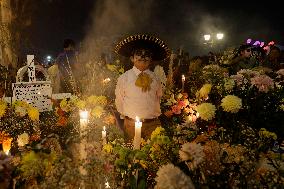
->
[0,53,283,188]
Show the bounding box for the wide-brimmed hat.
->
[114,34,171,61]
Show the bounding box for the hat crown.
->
[115,34,170,61]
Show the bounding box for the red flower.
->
[164,110,173,117]
[182,92,188,99]
[57,108,65,117]
[30,134,41,142]
[57,116,67,126]
[172,105,181,114]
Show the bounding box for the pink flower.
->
[276,69,284,76]
[172,105,182,114]
[251,75,274,93]
[230,74,244,86]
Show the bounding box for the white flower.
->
[155,164,195,189]
[179,142,205,169]
[17,133,29,147]
[154,65,167,87]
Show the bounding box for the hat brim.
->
[115,34,170,61]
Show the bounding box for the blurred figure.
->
[261,46,281,71]
[230,44,257,74]
[55,39,81,94]
[188,56,203,74]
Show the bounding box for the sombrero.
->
[114,34,171,61]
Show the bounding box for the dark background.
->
[27,0,284,60]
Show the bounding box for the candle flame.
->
[103,78,111,84]
[103,126,106,131]
[79,110,89,119]
[182,75,185,81]
[135,116,140,122]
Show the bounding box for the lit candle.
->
[78,110,89,176]
[182,74,185,92]
[133,116,142,149]
[2,138,12,155]
[102,126,107,145]
[79,110,89,131]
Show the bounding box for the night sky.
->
[28,0,284,59]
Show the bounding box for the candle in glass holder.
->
[133,116,142,149]
[2,138,12,155]
[181,74,185,92]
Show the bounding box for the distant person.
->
[56,39,80,94]
[230,44,257,74]
[261,46,281,71]
[188,56,203,74]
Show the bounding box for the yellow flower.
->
[96,96,107,106]
[103,114,116,125]
[280,104,284,111]
[224,78,235,91]
[196,103,216,121]
[60,98,68,108]
[75,100,86,109]
[118,67,125,74]
[102,143,113,153]
[176,93,183,100]
[12,100,30,108]
[259,128,277,140]
[87,96,98,105]
[28,107,40,121]
[197,84,212,99]
[106,64,117,72]
[87,95,107,106]
[151,127,165,140]
[0,100,7,118]
[221,95,242,113]
[91,106,104,118]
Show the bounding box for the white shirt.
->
[115,66,162,120]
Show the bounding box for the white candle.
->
[102,126,107,139]
[133,116,142,149]
[79,110,89,131]
[182,74,185,92]
[78,110,89,176]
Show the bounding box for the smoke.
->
[81,0,155,61]
[81,0,283,59]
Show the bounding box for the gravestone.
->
[4,55,71,111]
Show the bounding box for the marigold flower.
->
[196,103,216,121]
[57,116,68,126]
[197,84,212,99]
[0,100,7,118]
[28,107,39,121]
[221,95,242,113]
[91,106,104,118]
